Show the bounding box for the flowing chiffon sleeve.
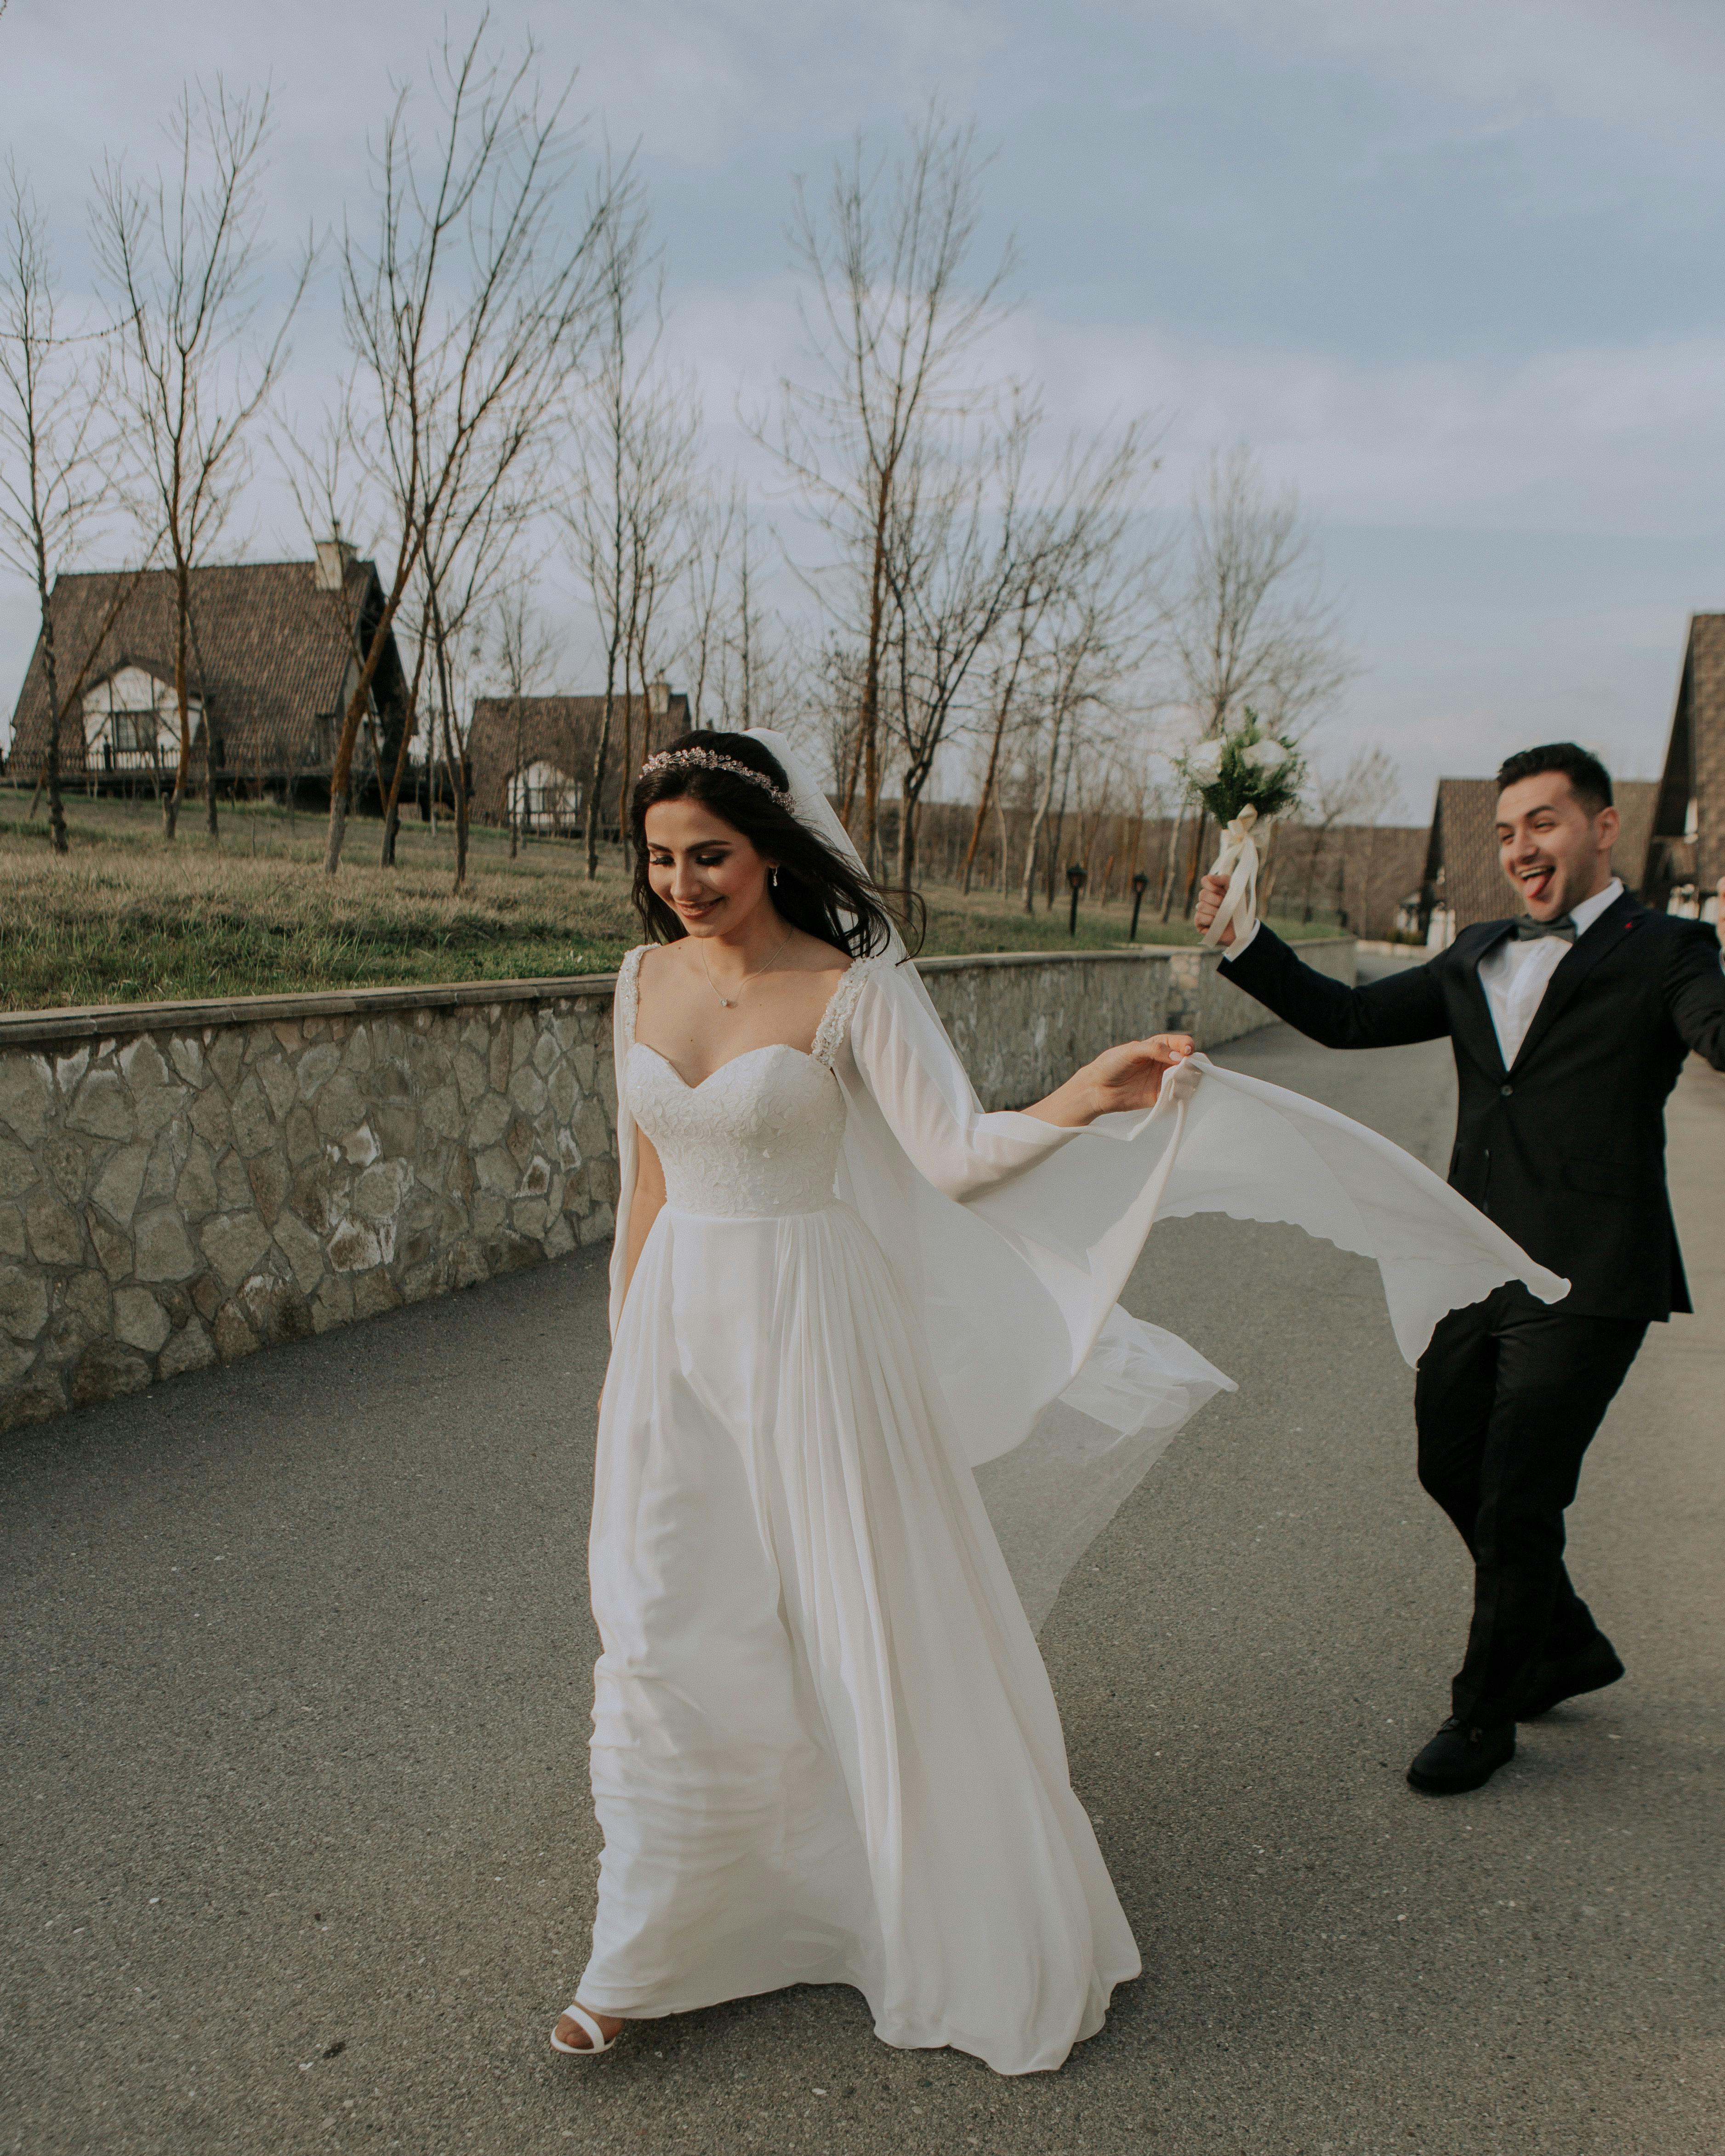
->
[839,956,1567,1455]
[831,955,1568,1629]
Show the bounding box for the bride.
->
[552,730,1564,2076]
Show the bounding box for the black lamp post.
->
[1129,868,1150,942]
[1066,860,1087,937]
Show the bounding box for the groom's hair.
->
[1495,741,1613,815]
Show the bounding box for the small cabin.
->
[5,547,409,806]
[467,684,691,835]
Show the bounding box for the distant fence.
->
[0,937,1353,1432]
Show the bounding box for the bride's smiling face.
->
[643,796,776,937]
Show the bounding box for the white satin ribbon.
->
[1201,804,1265,950]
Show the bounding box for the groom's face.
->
[1495,773,1619,920]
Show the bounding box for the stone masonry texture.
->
[0,985,619,1433]
[0,940,1352,1432]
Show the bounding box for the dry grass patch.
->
[0,790,1338,1012]
[0,800,635,1009]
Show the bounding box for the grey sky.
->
[4,0,1723,810]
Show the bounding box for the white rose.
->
[1242,736,1290,771]
[1184,740,1225,781]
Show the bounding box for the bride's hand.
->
[1084,1034,1197,1116]
[1024,1033,1197,1126]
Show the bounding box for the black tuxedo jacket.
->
[1219,891,1725,1322]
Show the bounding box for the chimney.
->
[314,534,356,592]
[649,678,670,718]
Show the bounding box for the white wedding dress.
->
[575,927,1566,2075]
[582,950,1141,2074]
[573,728,1566,2076]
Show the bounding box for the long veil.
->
[615,729,1568,1633]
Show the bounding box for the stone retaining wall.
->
[0,982,619,1434]
[0,937,1352,1431]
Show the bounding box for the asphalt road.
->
[5,1012,1722,2156]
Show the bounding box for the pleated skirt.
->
[578,1199,1139,2075]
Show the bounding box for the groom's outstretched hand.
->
[1194,873,1233,944]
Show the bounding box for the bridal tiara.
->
[638,745,792,805]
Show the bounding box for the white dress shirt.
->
[1475,877,1622,1069]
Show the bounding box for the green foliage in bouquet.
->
[1175,708,1305,825]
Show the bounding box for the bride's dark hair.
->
[628,730,923,958]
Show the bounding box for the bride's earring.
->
[770,865,780,890]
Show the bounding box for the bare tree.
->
[679,482,794,737]
[726,520,763,729]
[877,409,1031,901]
[1164,446,1355,913]
[805,632,867,793]
[1285,744,1405,919]
[762,109,1014,872]
[1169,446,1352,740]
[558,192,664,876]
[419,440,546,890]
[720,515,792,732]
[957,418,1158,893]
[1017,529,1161,914]
[94,80,306,842]
[299,22,618,877]
[1019,607,1093,911]
[494,583,562,855]
[679,481,739,730]
[559,213,697,875]
[0,163,119,855]
[378,597,432,867]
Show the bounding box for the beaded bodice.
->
[619,947,881,1218]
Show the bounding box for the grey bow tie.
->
[1513,914,1576,942]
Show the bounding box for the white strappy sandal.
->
[549,2003,625,2056]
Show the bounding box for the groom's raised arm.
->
[1218,918,1451,1051]
[1663,915,1725,1069]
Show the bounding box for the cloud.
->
[6,0,1721,796]
[1213,0,1725,124]
[987,311,1725,538]
[657,270,1725,543]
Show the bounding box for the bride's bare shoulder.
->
[636,940,694,986]
[786,927,854,986]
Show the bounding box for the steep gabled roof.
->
[1268,821,1430,939]
[1425,778,1503,927]
[1614,777,1660,895]
[6,557,397,775]
[1648,613,1725,900]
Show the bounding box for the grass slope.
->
[0,790,1339,1013]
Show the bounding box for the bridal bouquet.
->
[1176,711,1304,950]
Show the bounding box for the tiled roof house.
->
[1646,614,1725,914]
[1265,822,1431,939]
[5,544,410,800]
[467,683,690,831]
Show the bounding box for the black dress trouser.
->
[1413,1283,1647,1729]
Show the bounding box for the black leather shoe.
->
[1406,1716,1515,1794]
[1515,1637,1625,1720]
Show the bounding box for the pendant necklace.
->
[699,923,793,1008]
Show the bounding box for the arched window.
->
[506,760,580,833]
[81,668,201,774]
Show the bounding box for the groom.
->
[1196,742,1725,1794]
